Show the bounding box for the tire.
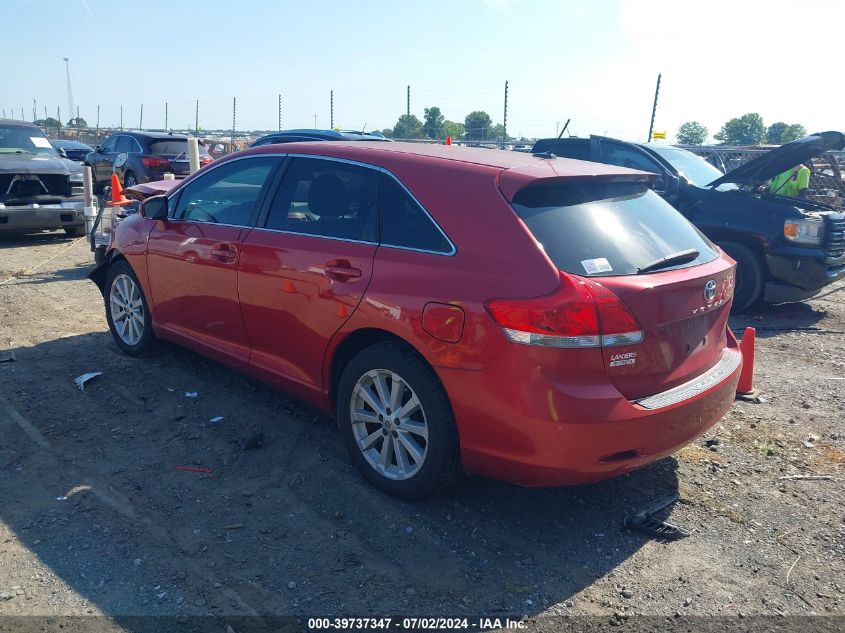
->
[63,226,82,237]
[104,260,155,356]
[94,246,107,265]
[337,343,461,499]
[124,172,137,188]
[718,240,765,312]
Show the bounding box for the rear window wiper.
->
[637,249,700,274]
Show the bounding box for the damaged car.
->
[532,132,845,311]
[0,119,86,236]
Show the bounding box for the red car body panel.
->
[105,141,740,487]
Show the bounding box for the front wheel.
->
[104,260,155,356]
[337,343,461,499]
[717,241,765,312]
[63,226,83,237]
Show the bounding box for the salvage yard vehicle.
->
[0,118,85,236]
[51,139,94,162]
[90,142,741,498]
[249,128,392,147]
[532,132,845,311]
[84,131,213,192]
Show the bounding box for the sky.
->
[2,0,843,142]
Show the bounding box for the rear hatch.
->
[506,177,735,400]
[148,139,209,175]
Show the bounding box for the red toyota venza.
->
[91,141,741,498]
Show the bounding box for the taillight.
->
[141,156,170,168]
[199,156,213,166]
[485,273,643,348]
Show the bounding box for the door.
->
[239,156,379,390]
[594,138,669,194]
[146,156,281,370]
[113,135,135,183]
[91,135,118,184]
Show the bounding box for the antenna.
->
[63,58,74,125]
[533,118,570,158]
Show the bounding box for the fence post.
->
[502,80,509,148]
[406,85,410,117]
[278,94,282,131]
[330,90,334,129]
[139,104,144,131]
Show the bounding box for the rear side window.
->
[380,173,452,253]
[115,136,134,153]
[511,181,717,277]
[150,140,209,156]
[265,157,378,242]
[532,140,591,161]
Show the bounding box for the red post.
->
[445,136,452,145]
[736,326,756,395]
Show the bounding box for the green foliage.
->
[380,128,395,139]
[780,124,807,143]
[767,122,806,144]
[422,106,444,139]
[676,121,708,145]
[464,111,493,141]
[66,117,88,128]
[490,124,509,142]
[34,117,61,128]
[442,120,465,140]
[392,114,424,139]
[714,113,766,146]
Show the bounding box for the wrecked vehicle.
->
[0,119,86,236]
[531,132,845,311]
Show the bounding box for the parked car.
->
[90,142,741,498]
[0,119,85,236]
[84,131,213,192]
[249,129,392,147]
[51,139,94,162]
[531,133,845,311]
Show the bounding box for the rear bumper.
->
[0,200,85,232]
[439,336,741,487]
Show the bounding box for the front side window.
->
[380,173,452,253]
[173,157,278,226]
[600,143,662,174]
[101,136,118,153]
[115,136,133,153]
[265,157,378,242]
[511,180,718,277]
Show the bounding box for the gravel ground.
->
[0,232,843,629]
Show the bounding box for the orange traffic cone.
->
[736,326,758,400]
[108,173,132,207]
[445,136,452,145]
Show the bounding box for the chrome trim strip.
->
[634,349,741,410]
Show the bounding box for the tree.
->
[781,124,807,143]
[66,117,88,128]
[464,111,493,141]
[766,122,787,144]
[442,120,465,140]
[676,121,708,145]
[380,128,395,139]
[714,113,765,146]
[34,117,61,128]
[422,106,444,139]
[392,114,424,139]
[490,123,509,143]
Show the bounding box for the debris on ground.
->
[623,494,692,540]
[174,465,212,474]
[74,371,103,391]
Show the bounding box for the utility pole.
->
[76,106,80,129]
[44,106,48,121]
[139,104,144,130]
[647,73,661,143]
[232,97,236,146]
[62,58,74,126]
[33,99,36,122]
[278,94,281,131]
[120,105,123,131]
[502,80,509,148]
[57,107,62,131]
[406,85,410,117]
[195,100,199,134]
[165,101,169,130]
[21,108,25,121]
[330,90,334,129]
[96,105,100,133]
[313,114,317,129]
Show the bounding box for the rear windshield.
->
[511,180,718,276]
[149,140,210,156]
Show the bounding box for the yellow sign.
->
[652,131,667,140]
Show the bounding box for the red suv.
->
[91,142,741,499]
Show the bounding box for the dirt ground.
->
[0,232,843,628]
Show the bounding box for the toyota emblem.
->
[704,279,717,302]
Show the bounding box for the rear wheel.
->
[337,343,461,499]
[718,240,764,312]
[124,171,137,188]
[105,260,155,356]
[63,226,82,237]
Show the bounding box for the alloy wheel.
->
[350,369,429,480]
[109,274,145,346]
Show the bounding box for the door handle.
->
[210,242,238,264]
[325,260,362,282]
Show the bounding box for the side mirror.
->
[666,175,681,195]
[140,195,168,220]
[95,145,103,153]
[57,147,68,158]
